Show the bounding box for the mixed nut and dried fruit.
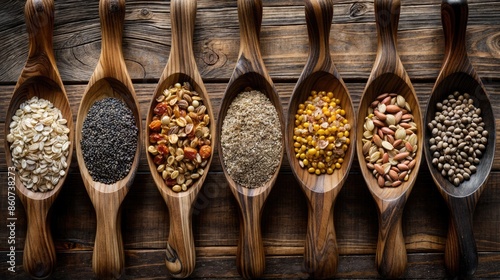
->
[292,90,351,175]
[221,89,282,189]
[148,82,212,192]
[81,98,139,184]
[7,96,71,192]
[428,91,488,186]
[362,93,418,188]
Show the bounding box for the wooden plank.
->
[1,1,500,82]
[1,250,499,279]
[2,81,500,170]
[1,170,499,253]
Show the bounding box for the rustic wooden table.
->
[1,0,499,279]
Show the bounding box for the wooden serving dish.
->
[75,0,142,278]
[424,0,496,277]
[356,0,423,278]
[4,0,74,278]
[216,0,285,278]
[285,0,355,278]
[145,0,215,278]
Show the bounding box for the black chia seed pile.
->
[81,98,138,184]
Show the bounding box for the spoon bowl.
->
[285,0,355,277]
[4,0,73,278]
[356,0,423,278]
[145,0,215,277]
[217,0,285,278]
[75,0,141,278]
[424,0,495,277]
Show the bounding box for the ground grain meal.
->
[221,89,282,188]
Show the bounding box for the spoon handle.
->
[303,0,334,74]
[304,191,338,278]
[444,196,478,277]
[92,193,125,279]
[98,0,131,86]
[21,199,56,279]
[23,0,62,87]
[164,195,196,278]
[237,197,265,279]
[441,0,469,67]
[372,0,401,76]
[376,196,407,278]
[167,0,199,78]
[235,0,268,77]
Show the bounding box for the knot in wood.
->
[203,44,220,66]
[349,2,367,18]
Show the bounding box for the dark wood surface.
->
[1,0,500,279]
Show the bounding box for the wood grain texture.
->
[284,0,355,278]
[355,0,424,278]
[216,0,285,278]
[144,0,216,277]
[3,0,75,278]
[423,0,497,278]
[1,0,500,278]
[2,250,500,279]
[74,0,142,278]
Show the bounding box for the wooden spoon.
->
[356,0,423,278]
[424,0,496,277]
[75,0,141,278]
[285,0,355,278]
[4,0,73,278]
[145,0,215,277]
[216,0,285,278]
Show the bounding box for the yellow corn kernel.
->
[300,145,307,152]
[317,162,325,169]
[335,162,341,169]
[306,109,312,115]
[327,168,334,174]
[344,131,350,137]
[338,158,344,164]
[299,104,305,109]
[294,142,301,148]
[307,148,317,156]
[312,162,317,168]
[326,151,333,156]
[343,119,348,124]
[297,109,304,114]
[346,138,350,145]
[303,122,309,128]
[318,129,326,135]
[327,143,334,150]
[315,169,321,175]
[327,136,335,143]
[303,159,309,166]
[313,124,320,131]
[295,119,301,126]
[327,92,334,99]
[308,167,315,174]
[342,144,348,151]
[296,153,301,159]
[337,132,344,138]
[300,153,306,160]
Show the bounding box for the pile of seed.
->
[81,98,138,184]
[148,82,212,193]
[292,90,351,175]
[221,89,282,188]
[362,93,418,188]
[428,91,487,186]
[7,97,71,192]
